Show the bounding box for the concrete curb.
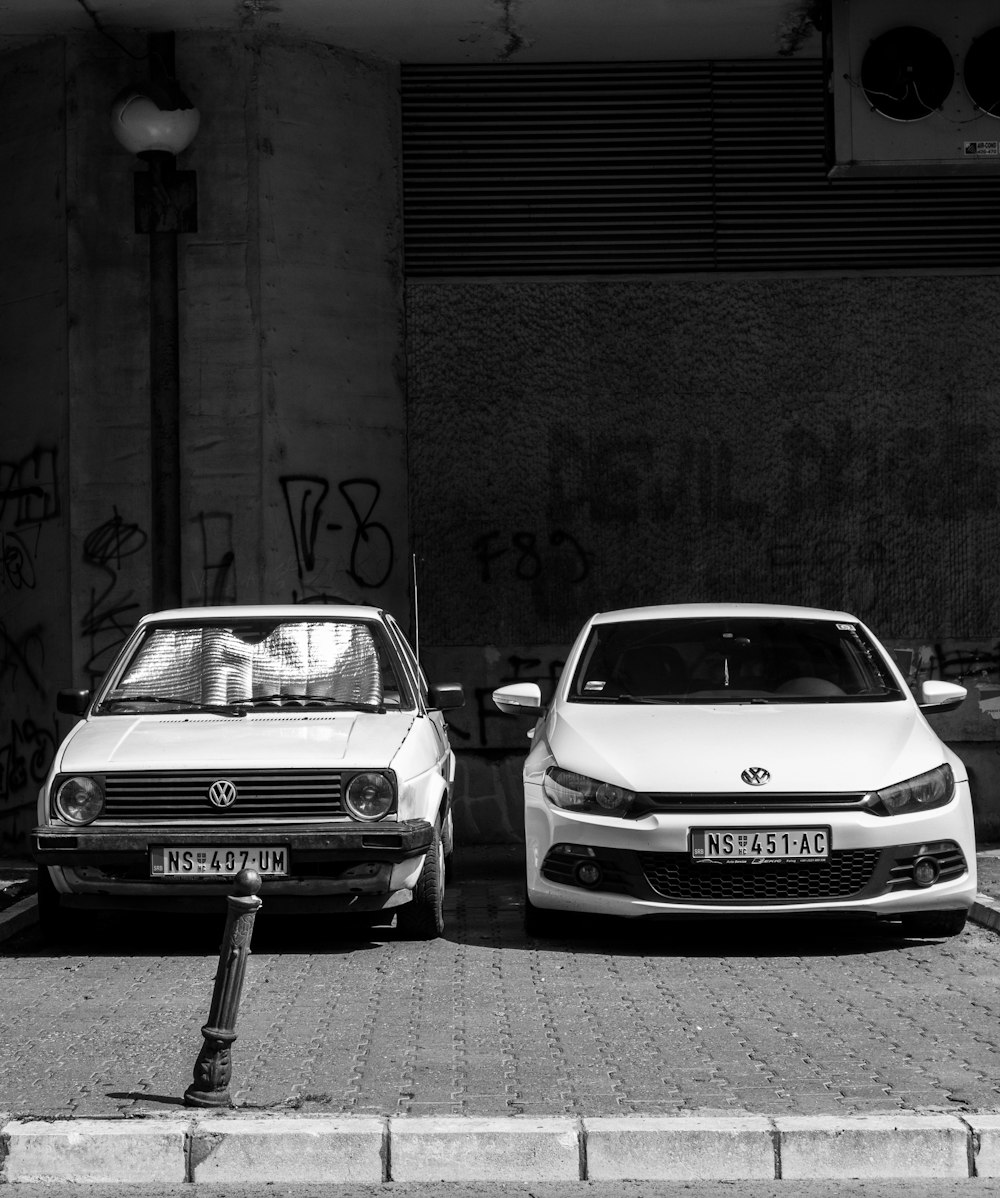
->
[971,893,1000,933]
[0,894,36,945]
[3,1114,1000,1184]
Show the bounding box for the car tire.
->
[396,827,445,940]
[900,909,968,939]
[442,807,455,883]
[523,887,564,938]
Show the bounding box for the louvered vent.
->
[401,60,1000,276]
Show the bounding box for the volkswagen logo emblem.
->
[208,779,238,808]
[741,766,771,786]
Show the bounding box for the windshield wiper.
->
[102,694,248,718]
[248,693,384,713]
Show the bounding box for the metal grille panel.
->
[403,62,714,274]
[643,791,867,813]
[639,849,881,903]
[401,60,1000,275]
[102,771,344,820]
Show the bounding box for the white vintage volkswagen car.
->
[34,605,463,938]
[494,603,976,939]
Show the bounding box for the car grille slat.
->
[639,849,881,904]
[642,792,868,813]
[102,771,344,820]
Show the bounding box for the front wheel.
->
[395,828,445,940]
[900,909,968,939]
[442,806,455,883]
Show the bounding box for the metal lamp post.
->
[110,32,198,610]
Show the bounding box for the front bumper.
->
[534,839,974,916]
[33,819,433,914]
[525,784,979,919]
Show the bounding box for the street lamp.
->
[110,32,199,611]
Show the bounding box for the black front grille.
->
[639,849,881,904]
[102,771,344,820]
[640,791,867,814]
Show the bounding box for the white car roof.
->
[587,602,860,625]
[138,604,387,624]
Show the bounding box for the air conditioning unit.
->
[828,0,1000,176]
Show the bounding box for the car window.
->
[96,619,414,712]
[568,617,903,704]
[384,614,429,705]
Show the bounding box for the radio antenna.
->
[412,553,420,662]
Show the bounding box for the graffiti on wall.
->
[441,650,565,748]
[81,507,147,685]
[0,716,57,804]
[913,642,1000,684]
[0,448,59,528]
[0,621,46,697]
[0,449,61,834]
[1,531,36,591]
[0,448,60,595]
[473,529,590,584]
[281,474,395,602]
[195,511,237,605]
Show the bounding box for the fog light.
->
[575,861,602,887]
[913,857,940,888]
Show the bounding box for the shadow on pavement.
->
[2,842,965,960]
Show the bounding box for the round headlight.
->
[595,782,633,813]
[344,772,394,822]
[54,776,105,825]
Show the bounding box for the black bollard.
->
[183,867,263,1108]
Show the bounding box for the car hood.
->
[56,712,414,772]
[545,700,954,793]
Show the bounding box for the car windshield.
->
[568,617,903,704]
[97,619,412,714]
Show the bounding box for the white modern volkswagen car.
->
[34,606,463,939]
[494,603,976,939]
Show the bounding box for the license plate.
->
[691,828,830,861]
[150,847,289,877]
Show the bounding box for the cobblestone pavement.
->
[2,849,999,1121]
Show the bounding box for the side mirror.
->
[918,679,967,715]
[493,682,544,717]
[427,682,465,711]
[57,689,91,717]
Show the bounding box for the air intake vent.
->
[401,59,1000,275]
[403,62,715,275]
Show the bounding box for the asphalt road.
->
[2,848,1000,1122]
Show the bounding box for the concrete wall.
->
[0,30,408,852]
[0,40,71,850]
[405,277,1000,843]
[4,30,1000,855]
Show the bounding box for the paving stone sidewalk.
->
[2,846,1000,1183]
[1,845,1000,1120]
